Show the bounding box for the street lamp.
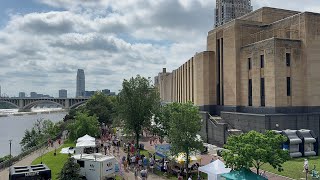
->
[9,140,12,166]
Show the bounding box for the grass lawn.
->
[262,156,320,179]
[32,140,76,180]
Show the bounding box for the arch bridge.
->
[0,98,89,111]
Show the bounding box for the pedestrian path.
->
[113,144,166,180]
[0,141,61,180]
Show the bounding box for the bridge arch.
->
[22,100,64,110]
[69,101,87,109]
[0,101,19,109]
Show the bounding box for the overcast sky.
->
[0,0,319,97]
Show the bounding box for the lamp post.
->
[9,140,12,166]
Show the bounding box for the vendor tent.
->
[221,168,267,180]
[198,159,231,180]
[77,134,95,143]
[76,140,96,147]
[173,153,201,165]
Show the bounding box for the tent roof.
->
[199,159,231,175]
[77,134,95,142]
[76,140,96,147]
[221,168,267,180]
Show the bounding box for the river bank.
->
[0,110,67,157]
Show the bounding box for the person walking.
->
[134,167,139,180]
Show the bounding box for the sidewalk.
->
[0,141,61,180]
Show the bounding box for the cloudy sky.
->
[0,0,319,97]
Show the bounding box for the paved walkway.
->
[111,140,166,180]
[0,141,61,180]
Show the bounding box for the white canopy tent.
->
[76,140,96,147]
[75,135,97,154]
[76,134,95,143]
[199,159,231,180]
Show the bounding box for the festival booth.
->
[77,134,95,143]
[75,135,97,154]
[169,153,202,175]
[220,168,267,180]
[198,159,231,180]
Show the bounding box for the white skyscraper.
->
[76,69,85,97]
[215,0,252,27]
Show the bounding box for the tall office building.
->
[19,92,26,98]
[59,89,67,98]
[215,0,252,27]
[76,69,85,97]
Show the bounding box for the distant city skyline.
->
[0,1,319,97]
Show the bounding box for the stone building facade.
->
[155,7,320,145]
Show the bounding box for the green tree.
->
[85,92,115,125]
[117,75,160,149]
[20,128,38,150]
[58,157,80,180]
[20,119,61,150]
[222,130,290,174]
[166,102,203,177]
[67,112,100,141]
[152,103,177,141]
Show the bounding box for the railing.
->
[0,134,61,170]
[242,28,300,47]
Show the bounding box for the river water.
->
[0,109,67,157]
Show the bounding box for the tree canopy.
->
[166,102,203,177]
[58,157,80,180]
[67,112,100,141]
[20,119,61,150]
[85,92,116,125]
[117,75,160,148]
[222,130,290,174]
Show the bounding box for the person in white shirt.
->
[188,175,192,180]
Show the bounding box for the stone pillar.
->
[64,99,70,109]
[18,99,24,108]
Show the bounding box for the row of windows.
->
[248,53,291,70]
[248,77,291,107]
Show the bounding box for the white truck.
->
[73,153,116,180]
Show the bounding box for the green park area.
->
[31,141,75,180]
[262,156,320,179]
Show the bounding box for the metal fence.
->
[0,134,61,170]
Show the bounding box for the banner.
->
[155,144,171,158]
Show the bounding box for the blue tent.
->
[221,168,267,180]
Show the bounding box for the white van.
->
[73,153,116,180]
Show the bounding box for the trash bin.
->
[139,144,145,150]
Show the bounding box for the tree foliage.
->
[222,130,290,174]
[152,102,177,140]
[58,157,81,180]
[20,119,61,150]
[117,75,160,148]
[166,102,203,177]
[85,92,116,125]
[67,112,100,141]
